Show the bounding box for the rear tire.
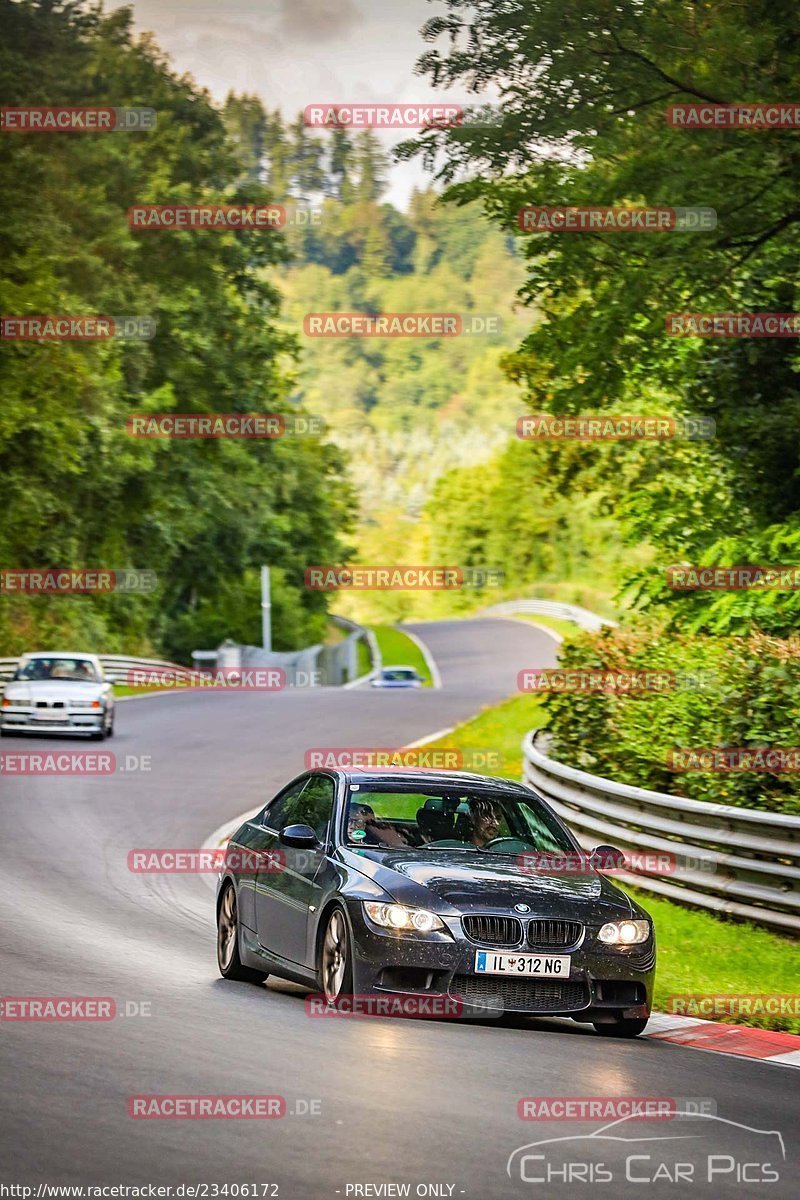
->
[593,1017,649,1038]
[217,882,268,983]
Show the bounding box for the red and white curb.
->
[644,1011,800,1068]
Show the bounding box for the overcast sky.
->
[109,0,476,206]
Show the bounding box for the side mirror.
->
[591,844,627,872]
[280,823,318,849]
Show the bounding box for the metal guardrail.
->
[483,598,616,632]
[0,654,194,685]
[522,730,800,934]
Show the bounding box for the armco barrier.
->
[483,598,615,632]
[0,654,194,685]
[0,615,375,689]
[522,730,800,934]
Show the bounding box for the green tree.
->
[0,0,353,658]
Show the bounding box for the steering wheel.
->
[481,836,531,852]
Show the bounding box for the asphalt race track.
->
[0,618,796,1198]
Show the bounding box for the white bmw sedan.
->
[0,652,115,739]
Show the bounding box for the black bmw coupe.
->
[216,768,655,1036]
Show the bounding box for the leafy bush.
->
[543,625,800,814]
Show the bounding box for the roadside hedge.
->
[542,625,800,814]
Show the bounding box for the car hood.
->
[3,680,104,703]
[343,848,634,920]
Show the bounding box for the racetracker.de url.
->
[0,1187,280,1198]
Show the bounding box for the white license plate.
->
[474,951,570,978]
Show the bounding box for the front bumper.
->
[1,708,104,735]
[345,901,654,1021]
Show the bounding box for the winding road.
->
[0,618,796,1197]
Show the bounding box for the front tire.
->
[217,882,267,983]
[593,1017,649,1038]
[319,907,353,1003]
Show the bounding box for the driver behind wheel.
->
[468,799,504,848]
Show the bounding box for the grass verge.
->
[114,683,189,698]
[371,624,433,686]
[509,613,585,641]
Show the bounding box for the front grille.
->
[450,974,588,1013]
[527,919,583,949]
[462,915,523,947]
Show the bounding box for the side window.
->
[262,778,309,832]
[296,775,336,841]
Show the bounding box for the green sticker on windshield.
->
[351,829,366,840]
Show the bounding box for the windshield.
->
[344,785,576,856]
[381,669,417,682]
[13,657,100,683]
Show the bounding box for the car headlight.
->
[71,700,101,708]
[598,919,651,946]
[363,901,444,934]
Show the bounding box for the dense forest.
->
[0,0,352,660]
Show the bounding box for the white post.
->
[261,565,272,651]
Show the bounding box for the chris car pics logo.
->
[507,1113,785,1186]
